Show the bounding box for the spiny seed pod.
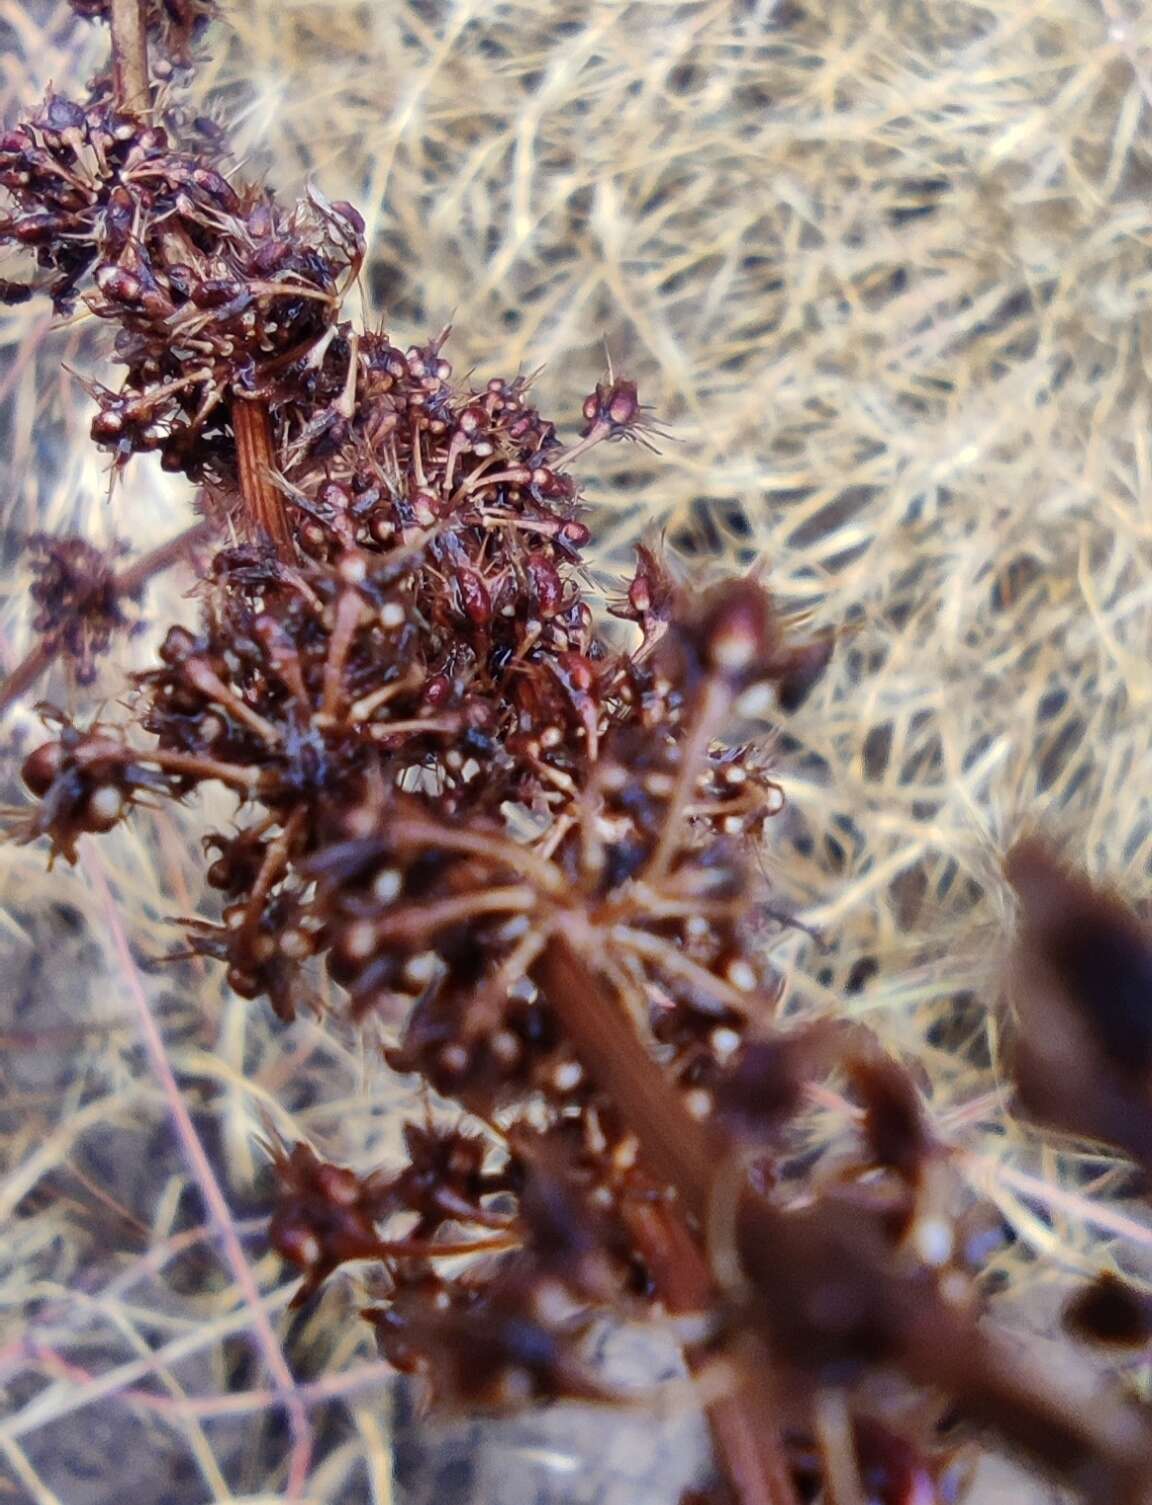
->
[21,740,66,799]
[16,720,167,861]
[581,377,641,436]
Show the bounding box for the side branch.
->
[623,1197,800,1505]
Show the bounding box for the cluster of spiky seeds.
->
[11,6,1152,1505]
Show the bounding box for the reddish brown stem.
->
[132,747,260,791]
[232,398,294,560]
[0,519,213,720]
[535,937,795,1505]
[0,640,52,720]
[624,1198,800,1505]
[115,517,213,595]
[534,935,715,1214]
[110,0,151,114]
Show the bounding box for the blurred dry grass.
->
[5,0,1152,1500]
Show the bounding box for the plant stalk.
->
[110,0,151,114]
[110,0,289,558]
[534,935,797,1505]
[232,397,294,560]
[623,1196,800,1505]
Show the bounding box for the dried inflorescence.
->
[27,533,134,683]
[0,90,361,495]
[13,5,1152,1505]
[18,709,178,863]
[1004,836,1152,1169]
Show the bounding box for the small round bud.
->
[298,521,328,556]
[339,921,378,963]
[22,740,64,797]
[456,405,487,435]
[227,967,261,999]
[91,409,125,441]
[423,674,451,707]
[526,555,562,617]
[580,377,642,438]
[371,868,402,904]
[279,927,313,961]
[158,625,199,665]
[95,264,142,304]
[556,651,595,693]
[337,552,367,585]
[319,480,351,513]
[272,1220,322,1270]
[411,493,438,526]
[697,580,777,687]
[608,384,639,427]
[456,568,492,626]
[14,212,69,245]
[192,166,240,214]
[316,1164,361,1206]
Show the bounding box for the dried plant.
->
[9,6,1152,1505]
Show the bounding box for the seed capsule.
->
[697,579,777,687]
[456,569,492,626]
[22,740,64,797]
[95,263,142,304]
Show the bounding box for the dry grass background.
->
[4,0,1152,1500]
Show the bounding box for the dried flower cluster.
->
[10,6,1152,1505]
[1005,839,1152,1173]
[27,533,133,684]
[0,39,360,506]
